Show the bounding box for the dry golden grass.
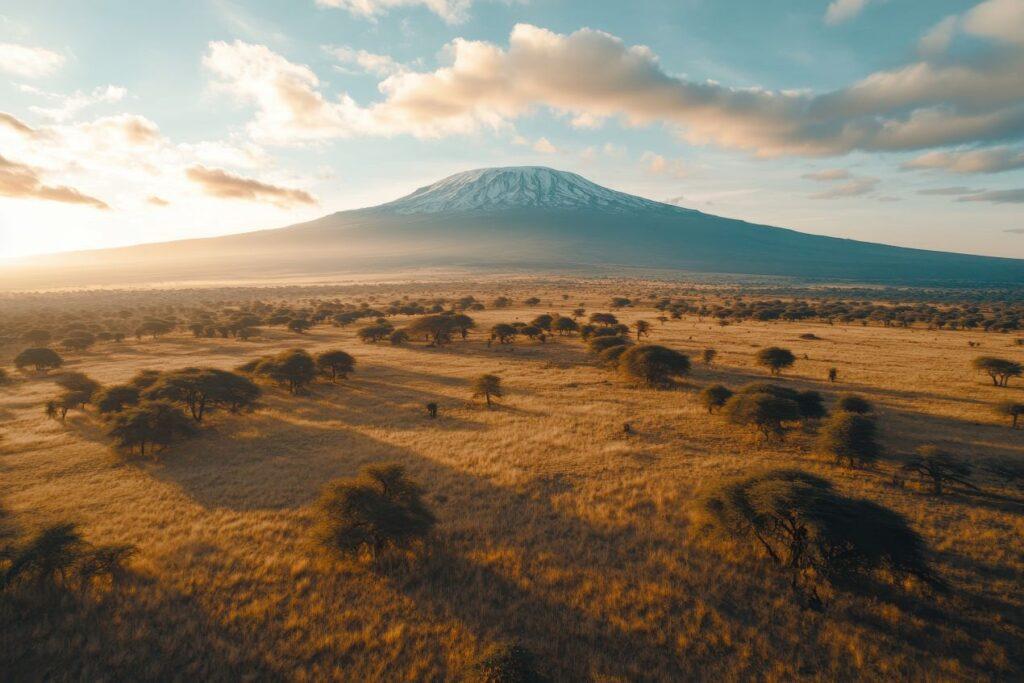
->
[1,282,1022,680]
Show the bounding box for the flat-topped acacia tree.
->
[316,350,356,382]
[14,347,63,373]
[755,347,796,376]
[145,368,260,421]
[972,356,1022,387]
[618,344,690,387]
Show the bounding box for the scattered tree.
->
[896,446,977,496]
[618,344,690,387]
[316,350,356,382]
[251,349,317,394]
[723,391,800,441]
[699,384,733,413]
[633,320,651,341]
[473,374,503,408]
[107,401,196,457]
[426,402,438,419]
[836,394,872,414]
[755,347,796,376]
[94,385,141,415]
[145,368,260,421]
[972,356,1022,387]
[702,348,717,366]
[288,318,314,334]
[827,367,838,383]
[818,412,880,467]
[14,347,63,373]
[996,401,1024,429]
[314,463,436,559]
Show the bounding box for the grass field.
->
[1,282,1022,681]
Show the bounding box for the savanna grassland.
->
[1,280,1022,681]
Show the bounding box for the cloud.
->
[916,186,982,196]
[803,168,851,181]
[325,46,405,76]
[0,43,65,77]
[956,188,1024,203]
[532,137,557,154]
[186,165,316,206]
[901,146,1024,174]
[825,0,872,26]
[22,84,127,122]
[963,0,1024,47]
[640,151,687,178]
[919,16,959,55]
[0,154,109,208]
[204,9,1024,156]
[147,195,170,206]
[809,177,879,199]
[1005,227,1024,233]
[315,0,472,23]
[0,111,38,137]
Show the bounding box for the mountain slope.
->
[3,166,1022,289]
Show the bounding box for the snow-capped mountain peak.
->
[375,166,674,214]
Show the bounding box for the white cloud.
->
[902,146,1024,174]
[825,0,872,26]
[532,137,557,154]
[918,16,959,55]
[315,0,472,23]
[963,0,1024,47]
[0,43,65,78]
[957,188,1024,203]
[325,46,406,76]
[803,168,851,181]
[640,151,687,178]
[186,165,317,206]
[22,84,127,122]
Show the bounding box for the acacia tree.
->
[406,314,465,346]
[589,312,618,326]
[14,348,63,373]
[702,348,717,366]
[472,374,503,408]
[700,384,733,413]
[723,392,800,441]
[253,349,317,394]
[145,367,260,421]
[618,344,690,387]
[94,385,141,415]
[996,401,1024,429]
[316,350,356,382]
[288,318,314,334]
[490,323,517,344]
[55,372,101,401]
[314,463,436,559]
[836,394,872,414]
[701,469,938,590]
[818,412,880,467]
[896,446,977,496]
[553,317,579,336]
[633,320,652,341]
[107,401,196,457]
[755,347,796,376]
[972,356,1022,387]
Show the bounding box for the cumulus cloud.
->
[186,165,317,207]
[809,177,879,199]
[0,154,108,208]
[803,168,852,181]
[147,195,170,206]
[315,0,472,23]
[825,0,873,26]
[0,111,38,137]
[956,188,1024,203]
[640,151,687,178]
[0,43,65,77]
[204,8,1024,156]
[902,146,1024,174]
[532,137,557,154]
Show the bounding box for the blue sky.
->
[1,0,1023,259]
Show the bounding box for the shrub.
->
[473,374,503,408]
[896,446,976,496]
[699,384,733,413]
[94,385,141,415]
[618,345,690,387]
[836,394,872,414]
[553,317,578,336]
[288,318,313,334]
[996,401,1024,429]
[357,323,392,343]
[471,643,548,683]
[314,464,436,558]
[316,350,356,381]
[818,412,880,467]
[597,344,629,366]
[701,469,938,589]
[145,368,260,421]
[736,383,824,422]
[530,314,553,331]
[589,313,618,326]
[426,402,438,418]
[14,347,63,373]
[972,356,1022,387]
[107,400,196,457]
[251,349,317,394]
[390,329,409,345]
[723,392,800,441]
[490,323,517,344]
[755,347,796,375]
[633,320,651,341]
[588,335,630,354]
[702,348,717,366]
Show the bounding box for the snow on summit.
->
[377,166,674,214]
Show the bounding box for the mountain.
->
[3,166,1023,289]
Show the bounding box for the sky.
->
[1,0,1023,260]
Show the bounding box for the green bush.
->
[818,412,880,467]
[618,344,690,387]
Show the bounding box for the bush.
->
[588,335,630,354]
[553,317,578,336]
[94,385,141,415]
[471,643,548,683]
[314,464,436,558]
[14,347,63,373]
[145,368,260,421]
[357,323,392,343]
[734,383,824,423]
[597,344,629,366]
[701,469,938,589]
[836,394,872,414]
[473,374,503,408]
[699,384,733,413]
[390,329,409,346]
[288,318,313,334]
[107,401,197,457]
[316,350,356,381]
[818,412,880,467]
[702,348,717,366]
[896,446,976,496]
[755,347,796,375]
[723,392,800,440]
[490,323,517,344]
[618,344,690,387]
